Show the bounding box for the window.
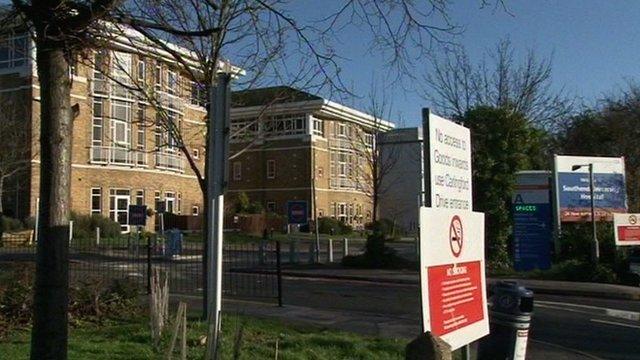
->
[312,118,324,136]
[92,99,103,146]
[154,65,162,88]
[91,188,102,215]
[154,191,162,212]
[266,202,276,213]
[136,104,146,151]
[165,192,176,213]
[135,190,144,206]
[109,189,130,232]
[167,70,177,95]
[192,205,200,216]
[233,162,242,180]
[317,167,323,178]
[0,34,28,69]
[191,81,206,107]
[337,123,347,137]
[192,149,199,159]
[137,59,145,81]
[266,160,276,179]
[111,100,132,147]
[93,50,107,79]
[177,193,182,214]
[364,133,374,146]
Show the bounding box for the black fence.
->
[0,233,282,303]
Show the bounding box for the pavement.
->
[257,265,640,301]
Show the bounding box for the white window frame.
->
[109,188,131,232]
[91,188,102,215]
[266,201,276,213]
[135,189,145,206]
[92,99,103,146]
[111,100,132,147]
[267,160,276,179]
[137,59,145,81]
[192,148,200,159]
[165,191,176,214]
[192,205,200,216]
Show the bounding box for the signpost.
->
[287,201,308,225]
[419,109,487,352]
[512,171,552,271]
[128,205,147,226]
[613,213,640,246]
[553,155,627,223]
[422,109,472,210]
[419,207,489,350]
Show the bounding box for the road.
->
[280,275,640,359]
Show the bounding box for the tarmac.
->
[172,265,640,358]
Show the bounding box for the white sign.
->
[613,213,640,246]
[419,207,489,350]
[428,113,472,211]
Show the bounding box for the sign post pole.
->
[589,163,599,263]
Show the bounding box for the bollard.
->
[328,239,334,263]
[478,281,534,360]
[289,241,298,264]
[96,227,101,246]
[343,238,349,256]
[308,242,316,264]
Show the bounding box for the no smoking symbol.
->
[449,215,463,257]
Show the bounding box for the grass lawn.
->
[0,315,405,359]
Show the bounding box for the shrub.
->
[342,231,412,269]
[365,219,401,239]
[1,216,23,232]
[70,213,122,239]
[318,217,352,235]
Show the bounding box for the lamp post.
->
[572,163,599,264]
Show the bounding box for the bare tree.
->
[0,93,34,215]
[423,38,574,129]
[347,92,398,224]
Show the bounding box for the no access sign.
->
[614,213,640,246]
[419,207,489,350]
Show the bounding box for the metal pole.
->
[147,235,152,295]
[328,238,334,263]
[312,150,320,263]
[421,108,431,207]
[276,240,283,307]
[34,197,39,243]
[589,164,599,263]
[205,73,231,360]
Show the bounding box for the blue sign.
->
[128,205,147,226]
[557,172,626,221]
[287,201,308,224]
[513,203,552,271]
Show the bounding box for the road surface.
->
[280,275,640,359]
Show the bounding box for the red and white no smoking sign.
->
[419,207,489,350]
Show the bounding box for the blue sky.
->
[288,1,640,127]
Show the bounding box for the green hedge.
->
[317,217,352,235]
[70,213,122,239]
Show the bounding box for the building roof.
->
[232,86,323,108]
[231,86,395,131]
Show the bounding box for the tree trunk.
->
[30,42,72,360]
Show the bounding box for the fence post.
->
[147,235,152,295]
[308,241,316,264]
[289,241,298,264]
[259,241,266,266]
[343,238,349,256]
[96,227,101,246]
[68,220,73,245]
[328,239,334,263]
[276,240,283,307]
